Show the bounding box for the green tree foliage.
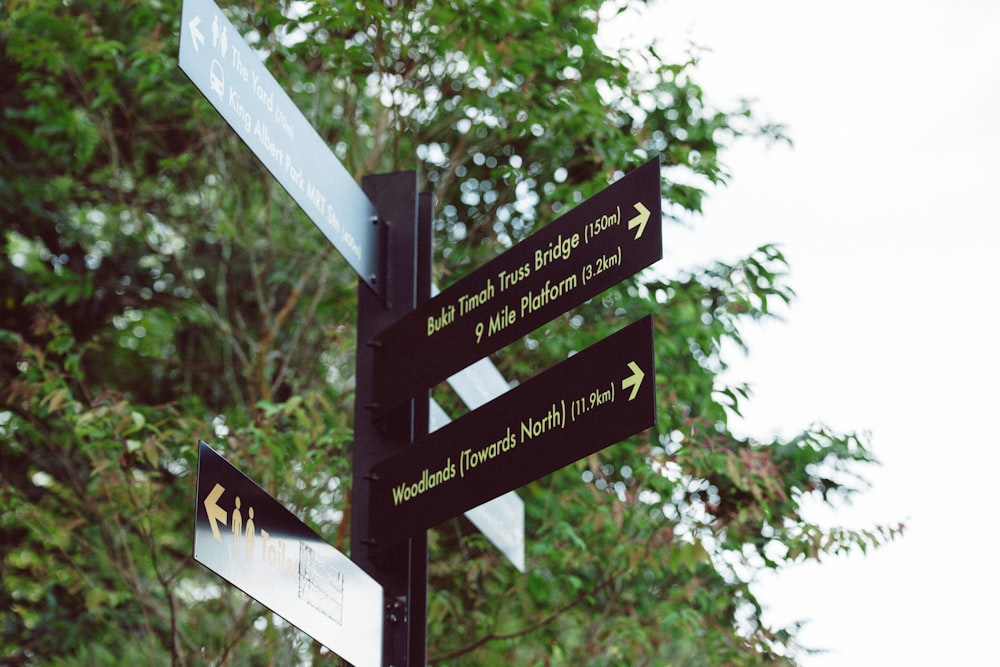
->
[1,0,901,664]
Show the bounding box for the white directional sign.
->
[435,353,526,572]
[194,442,383,667]
[179,0,381,294]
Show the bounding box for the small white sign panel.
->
[434,327,526,572]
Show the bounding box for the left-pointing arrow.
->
[204,483,227,541]
[622,361,645,401]
[189,16,205,52]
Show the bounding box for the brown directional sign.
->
[372,158,662,415]
[194,442,383,667]
[366,316,656,550]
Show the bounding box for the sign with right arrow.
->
[365,315,656,550]
[372,158,663,415]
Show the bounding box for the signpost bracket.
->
[367,214,388,300]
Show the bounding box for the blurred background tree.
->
[1,0,900,664]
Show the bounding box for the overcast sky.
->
[605,1,1000,664]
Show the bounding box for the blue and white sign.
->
[179,0,381,294]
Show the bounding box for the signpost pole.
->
[353,171,428,666]
[179,4,666,663]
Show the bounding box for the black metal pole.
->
[352,171,429,667]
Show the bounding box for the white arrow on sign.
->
[188,15,205,52]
